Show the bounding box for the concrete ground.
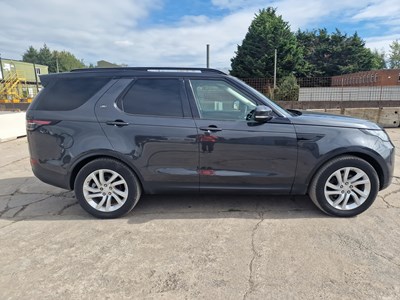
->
[0,129,399,299]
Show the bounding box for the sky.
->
[0,0,399,70]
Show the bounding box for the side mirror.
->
[253,105,273,122]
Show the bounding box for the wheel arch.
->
[68,151,144,191]
[306,150,385,192]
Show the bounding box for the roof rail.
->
[70,67,226,74]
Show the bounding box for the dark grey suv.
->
[26,67,395,218]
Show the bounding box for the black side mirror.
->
[253,105,273,122]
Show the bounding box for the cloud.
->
[0,0,254,68]
[365,34,399,53]
[114,40,135,47]
[0,0,399,69]
[352,0,400,20]
[210,0,377,29]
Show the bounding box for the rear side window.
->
[120,79,183,117]
[34,77,110,111]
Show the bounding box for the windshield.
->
[229,76,291,117]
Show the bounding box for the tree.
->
[295,29,330,77]
[54,50,85,72]
[296,29,382,77]
[370,49,386,70]
[275,74,299,101]
[230,8,305,78]
[388,40,400,69]
[22,44,86,73]
[37,44,54,71]
[22,46,39,64]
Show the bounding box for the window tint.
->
[121,79,183,117]
[35,77,110,111]
[190,80,256,120]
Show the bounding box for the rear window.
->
[119,78,184,117]
[34,77,110,111]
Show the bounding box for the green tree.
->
[37,44,54,71]
[274,74,299,101]
[388,40,400,69]
[54,50,85,72]
[335,32,378,74]
[295,29,330,77]
[297,29,381,76]
[21,44,86,73]
[22,46,39,64]
[370,49,386,69]
[230,8,305,78]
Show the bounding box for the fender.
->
[67,149,145,190]
[292,146,390,195]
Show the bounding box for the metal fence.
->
[241,77,400,103]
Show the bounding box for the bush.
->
[274,74,299,101]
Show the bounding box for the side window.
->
[121,79,183,117]
[189,80,256,120]
[35,77,110,111]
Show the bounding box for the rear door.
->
[95,77,199,193]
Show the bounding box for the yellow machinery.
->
[0,71,28,103]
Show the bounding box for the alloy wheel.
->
[83,169,128,212]
[324,167,371,210]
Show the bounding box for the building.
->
[331,69,400,87]
[0,58,48,103]
[96,60,121,68]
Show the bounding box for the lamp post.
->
[206,44,210,68]
[56,52,59,73]
[273,49,277,89]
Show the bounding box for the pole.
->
[33,63,39,94]
[273,49,277,89]
[206,44,210,68]
[56,54,59,73]
[0,53,3,81]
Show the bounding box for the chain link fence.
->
[241,76,400,104]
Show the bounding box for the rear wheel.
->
[75,158,141,218]
[309,156,379,217]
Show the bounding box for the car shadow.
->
[127,193,325,223]
[0,176,327,223]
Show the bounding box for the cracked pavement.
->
[0,129,399,299]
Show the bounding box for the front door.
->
[187,79,297,193]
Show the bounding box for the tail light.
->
[26,119,57,131]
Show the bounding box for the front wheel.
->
[75,158,141,218]
[309,156,379,217]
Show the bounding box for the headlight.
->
[360,129,390,142]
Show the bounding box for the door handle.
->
[199,126,222,132]
[106,120,129,127]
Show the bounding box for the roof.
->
[71,67,226,74]
[0,58,48,69]
[40,67,228,86]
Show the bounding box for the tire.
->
[74,158,141,219]
[309,155,379,217]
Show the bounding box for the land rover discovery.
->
[26,67,395,218]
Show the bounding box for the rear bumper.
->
[30,158,70,190]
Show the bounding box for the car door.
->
[95,77,199,193]
[186,78,298,193]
